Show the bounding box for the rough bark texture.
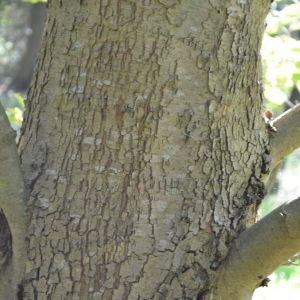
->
[19,1,271,299]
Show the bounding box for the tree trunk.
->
[18,1,271,299]
[0,104,26,299]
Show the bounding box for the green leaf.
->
[292,73,300,84]
[14,93,25,109]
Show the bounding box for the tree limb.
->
[220,105,300,298]
[269,103,300,170]
[218,197,300,299]
[0,104,26,298]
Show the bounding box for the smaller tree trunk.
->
[0,104,26,299]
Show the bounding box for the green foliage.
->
[262,1,300,113]
[13,93,25,109]
[0,3,30,76]
[275,261,300,282]
[0,2,29,131]
[4,93,24,131]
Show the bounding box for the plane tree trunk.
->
[16,1,281,299]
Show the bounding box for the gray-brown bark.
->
[219,196,300,299]
[18,1,273,299]
[263,104,300,191]
[269,104,300,170]
[0,104,26,299]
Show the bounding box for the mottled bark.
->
[19,1,271,299]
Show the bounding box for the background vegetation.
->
[0,0,299,298]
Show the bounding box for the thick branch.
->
[217,197,300,299]
[270,104,300,170]
[0,104,26,298]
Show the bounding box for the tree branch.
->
[269,103,300,170]
[0,104,26,298]
[218,197,300,299]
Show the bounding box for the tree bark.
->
[263,104,300,190]
[0,104,26,299]
[18,1,272,299]
[269,104,300,170]
[218,196,300,299]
